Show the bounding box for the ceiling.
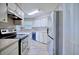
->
[17,3,59,18]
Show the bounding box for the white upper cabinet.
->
[8,3,17,12]
[0,3,7,22]
[16,6,24,19]
[20,10,24,20]
[8,3,24,20]
[0,3,24,24]
[16,6,21,17]
[8,3,18,17]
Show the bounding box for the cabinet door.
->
[9,4,24,20]
[16,6,21,18]
[21,11,24,19]
[0,3,7,22]
[19,10,24,19]
[8,3,17,12]
[8,3,18,17]
[16,6,24,19]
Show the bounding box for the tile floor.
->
[28,40,49,55]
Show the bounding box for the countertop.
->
[16,34,28,40]
[0,33,31,52]
[0,39,18,52]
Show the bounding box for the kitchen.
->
[0,0,78,59]
[0,3,32,55]
[0,3,60,55]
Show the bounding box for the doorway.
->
[55,11,63,55]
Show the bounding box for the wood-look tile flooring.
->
[28,40,49,55]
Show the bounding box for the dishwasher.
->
[18,35,29,55]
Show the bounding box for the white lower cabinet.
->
[21,34,32,55]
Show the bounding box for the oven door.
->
[0,34,16,39]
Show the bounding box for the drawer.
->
[0,42,18,55]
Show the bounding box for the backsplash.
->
[0,17,15,29]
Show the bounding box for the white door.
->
[47,12,55,55]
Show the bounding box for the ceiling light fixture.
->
[28,9,39,15]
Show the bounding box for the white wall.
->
[62,3,79,55]
[0,16,15,28]
[32,15,48,44]
[73,4,79,54]
[32,15,48,27]
[63,4,73,55]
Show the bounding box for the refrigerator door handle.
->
[48,35,54,40]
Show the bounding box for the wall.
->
[73,4,79,54]
[58,11,63,55]
[0,16,15,28]
[32,15,48,27]
[62,4,74,55]
[32,15,48,44]
[62,3,79,55]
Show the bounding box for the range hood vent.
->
[8,14,22,20]
[8,11,22,20]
